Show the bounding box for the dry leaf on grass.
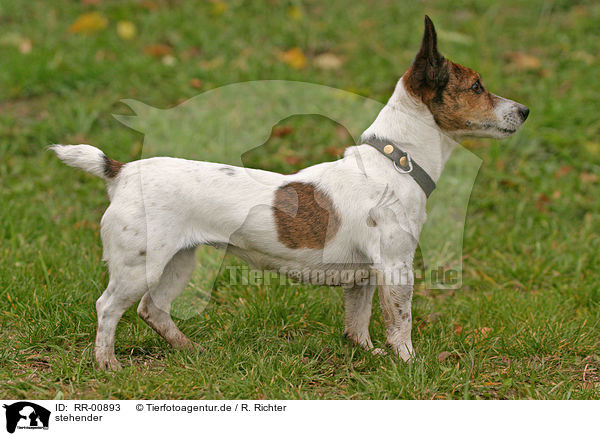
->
[209,0,227,16]
[278,47,307,70]
[69,12,108,35]
[324,146,345,157]
[272,126,294,138]
[189,78,203,89]
[313,53,344,70]
[580,172,599,183]
[536,193,551,212]
[0,33,32,54]
[287,5,303,21]
[139,0,158,10]
[117,21,137,40]
[284,155,303,166]
[438,351,452,362]
[199,56,225,70]
[505,51,541,70]
[144,44,172,58]
[554,165,573,178]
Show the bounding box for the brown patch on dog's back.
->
[273,182,340,249]
[103,155,124,178]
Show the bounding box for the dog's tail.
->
[49,144,124,181]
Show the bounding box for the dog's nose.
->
[518,105,530,121]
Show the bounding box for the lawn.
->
[1,0,599,399]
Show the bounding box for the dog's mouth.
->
[465,121,518,138]
[495,126,517,135]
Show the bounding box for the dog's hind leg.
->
[343,282,376,351]
[95,265,150,371]
[137,247,198,350]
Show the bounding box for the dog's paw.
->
[390,343,414,362]
[96,348,123,371]
[371,347,387,356]
[97,357,123,371]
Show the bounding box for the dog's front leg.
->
[343,282,376,350]
[377,264,414,361]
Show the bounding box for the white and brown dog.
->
[52,16,528,370]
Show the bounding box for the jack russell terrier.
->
[52,16,529,370]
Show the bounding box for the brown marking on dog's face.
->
[404,16,528,138]
[418,62,500,132]
[103,155,124,178]
[273,182,340,249]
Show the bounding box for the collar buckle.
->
[393,152,413,173]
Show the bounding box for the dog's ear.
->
[406,15,449,95]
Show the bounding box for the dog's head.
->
[404,16,529,139]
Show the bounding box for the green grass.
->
[1,0,600,399]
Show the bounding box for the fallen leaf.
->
[313,53,344,70]
[69,12,108,35]
[272,126,293,137]
[209,0,227,16]
[453,324,463,334]
[438,351,452,362]
[144,43,172,58]
[536,193,551,211]
[580,172,599,183]
[117,21,136,40]
[162,55,176,66]
[139,0,158,10]
[199,56,224,70]
[325,146,345,157]
[284,155,303,166]
[499,179,517,188]
[189,78,203,89]
[571,50,595,65]
[287,5,303,21]
[19,38,32,54]
[554,165,572,178]
[505,51,541,70]
[181,47,202,60]
[0,33,32,54]
[279,47,307,69]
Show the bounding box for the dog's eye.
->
[471,80,482,94]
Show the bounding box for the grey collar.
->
[361,135,436,198]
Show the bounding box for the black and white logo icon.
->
[3,402,50,433]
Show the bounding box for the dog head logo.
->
[3,402,50,433]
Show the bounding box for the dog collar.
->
[362,136,436,198]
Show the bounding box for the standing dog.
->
[52,16,528,370]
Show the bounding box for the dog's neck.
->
[360,77,459,182]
